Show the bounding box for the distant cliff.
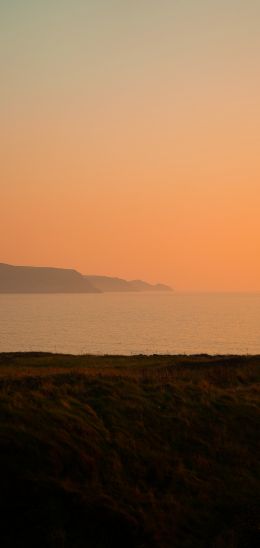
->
[0,264,99,293]
[0,263,172,293]
[85,275,172,292]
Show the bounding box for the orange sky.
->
[1,1,260,291]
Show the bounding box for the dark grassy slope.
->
[0,354,259,548]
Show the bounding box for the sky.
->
[1,0,260,291]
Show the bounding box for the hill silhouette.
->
[0,263,99,293]
[0,263,172,293]
[85,275,172,292]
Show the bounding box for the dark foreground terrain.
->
[0,354,259,547]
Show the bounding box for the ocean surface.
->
[0,293,260,355]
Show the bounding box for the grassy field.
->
[0,353,259,547]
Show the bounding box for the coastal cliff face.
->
[0,264,172,293]
[0,264,99,293]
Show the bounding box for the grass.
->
[0,353,259,547]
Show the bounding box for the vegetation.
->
[0,353,259,547]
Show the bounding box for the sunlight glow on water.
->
[0,293,260,355]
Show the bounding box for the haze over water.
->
[1,293,259,355]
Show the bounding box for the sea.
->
[0,292,259,355]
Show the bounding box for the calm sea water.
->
[0,293,259,355]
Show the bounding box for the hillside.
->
[85,275,172,292]
[0,264,172,293]
[0,354,259,547]
[0,263,99,293]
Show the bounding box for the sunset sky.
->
[1,0,260,291]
